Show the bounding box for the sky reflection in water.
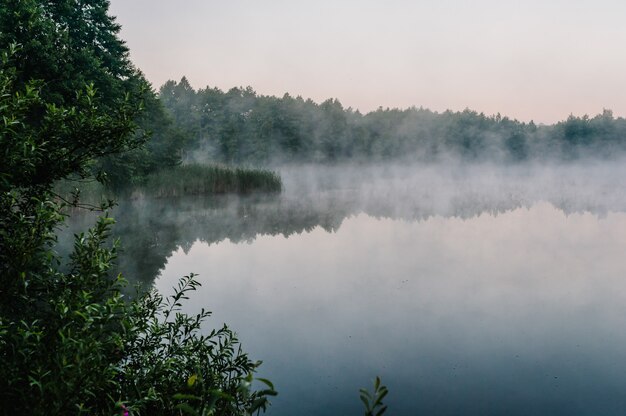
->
[156,203,626,415]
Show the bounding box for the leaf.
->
[375,405,388,416]
[256,377,274,390]
[257,389,278,397]
[187,373,198,388]
[248,397,268,414]
[360,395,371,412]
[207,389,234,401]
[174,403,200,416]
[359,388,371,399]
[374,388,388,405]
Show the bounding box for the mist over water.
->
[101,160,625,415]
[277,160,626,219]
[57,160,626,414]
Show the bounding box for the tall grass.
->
[142,164,282,197]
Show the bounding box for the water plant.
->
[360,376,389,416]
[141,164,282,197]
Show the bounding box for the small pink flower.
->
[121,404,129,416]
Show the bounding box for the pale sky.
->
[109,0,626,124]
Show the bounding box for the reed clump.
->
[143,164,282,197]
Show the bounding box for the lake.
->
[66,162,626,415]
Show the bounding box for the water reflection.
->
[157,205,626,415]
[60,163,626,414]
[63,162,626,288]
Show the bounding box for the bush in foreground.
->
[1,214,276,415]
[0,13,275,411]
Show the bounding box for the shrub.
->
[0,29,275,415]
[0,214,275,415]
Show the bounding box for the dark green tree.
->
[0,1,274,414]
[0,0,141,108]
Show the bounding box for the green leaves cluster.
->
[360,376,389,416]
[0,0,138,108]
[0,0,186,192]
[1,216,127,414]
[122,272,276,415]
[1,214,275,415]
[0,1,274,414]
[0,49,142,193]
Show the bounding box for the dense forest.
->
[102,76,626,190]
[153,77,626,166]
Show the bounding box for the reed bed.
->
[142,164,282,197]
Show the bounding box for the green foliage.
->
[122,275,276,415]
[99,92,189,191]
[0,46,143,193]
[0,1,275,414]
[0,0,141,109]
[0,0,187,192]
[159,78,626,164]
[122,271,276,415]
[360,376,389,416]
[0,216,128,414]
[141,164,282,197]
[1,215,275,415]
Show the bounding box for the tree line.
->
[100,74,626,190]
[156,78,626,166]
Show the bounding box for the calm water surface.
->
[156,205,626,415]
[71,163,626,415]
